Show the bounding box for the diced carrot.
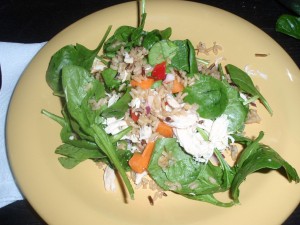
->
[130,78,155,89]
[129,142,155,173]
[172,79,184,93]
[156,121,173,138]
[141,142,155,159]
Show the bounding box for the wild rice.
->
[188,181,199,190]
[164,181,182,191]
[196,41,222,55]
[245,108,261,124]
[129,172,167,204]
[229,144,239,161]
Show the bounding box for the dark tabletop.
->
[0,0,299,224]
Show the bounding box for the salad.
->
[42,0,299,207]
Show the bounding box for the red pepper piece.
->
[130,109,139,122]
[151,61,166,80]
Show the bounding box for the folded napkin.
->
[0,41,46,208]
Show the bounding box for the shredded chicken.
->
[170,112,232,163]
[103,166,116,191]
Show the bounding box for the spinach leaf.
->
[116,149,133,172]
[231,133,253,145]
[55,142,132,171]
[130,12,147,47]
[42,108,133,170]
[160,27,172,40]
[187,39,198,76]
[148,138,235,206]
[62,65,100,134]
[101,88,132,119]
[104,11,148,55]
[61,64,134,199]
[110,126,132,143]
[103,26,136,54]
[183,193,235,207]
[148,138,207,193]
[235,131,264,169]
[55,143,107,169]
[142,27,172,49]
[226,64,273,115]
[150,139,202,192]
[222,82,248,133]
[46,26,112,96]
[231,143,300,202]
[276,14,300,39]
[214,149,235,191]
[148,40,178,66]
[183,75,228,119]
[91,124,134,199]
[170,39,201,76]
[41,109,98,149]
[101,68,121,90]
[171,40,190,72]
[46,45,78,96]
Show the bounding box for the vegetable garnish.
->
[130,78,155,89]
[276,14,300,40]
[171,79,184,93]
[42,0,299,206]
[129,141,155,173]
[155,121,173,138]
[151,61,167,80]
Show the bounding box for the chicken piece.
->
[103,166,116,191]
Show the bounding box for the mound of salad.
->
[42,0,299,207]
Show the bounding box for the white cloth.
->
[0,42,46,208]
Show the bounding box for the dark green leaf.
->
[148,40,178,66]
[130,27,145,47]
[46,45,78,96]
[226,64,273,115]
[55,143,106,169]
[222,82,248,133]
[41,109,98,149]
[183,75,228,119]
[160,27,172,40]
[116,149,133,172]
[214,149,235,191]
[101,68,121,90]
[110,126,132,143]
[187,39,198,76]
[171,40,190,72]
[101,88,132,119]
[148,138,235,205]
[46,26,111,95]
[62,65,100,134]
[170,39,198,76]
[142,27,172,50]
[231,144,300,202]
[183,193,235,207]
[103,26,136,53]
[131,12,147,46]
[235,131,264,169]
[91,124,134,199]
[276,14,300,39]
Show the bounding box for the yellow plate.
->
[6,1,300,225]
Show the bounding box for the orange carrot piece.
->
[128,153,144,173]
[129,142,156,173]
[130,78,155,89]
[156,121,173,138]
[172,79,184,93]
